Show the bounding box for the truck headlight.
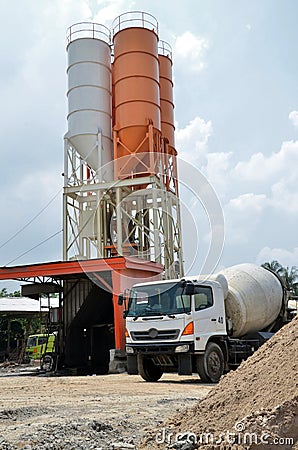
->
[175,344,190,353]
[126,346,134,354]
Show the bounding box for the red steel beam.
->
[0,257,127,281]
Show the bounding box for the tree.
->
[262,260,284,275]
[0,288,21,298]
[262,261,298,295]
[11,291,21,297]
[0,290,40,358]
[0,288,8,297]
[280,266,298,295]
[0,318,25,353]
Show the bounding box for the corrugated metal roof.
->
[0,297,59,313]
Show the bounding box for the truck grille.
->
[130,329,179,341]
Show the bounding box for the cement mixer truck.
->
[119,264,294,383]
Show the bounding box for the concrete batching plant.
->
[0,11,184,373]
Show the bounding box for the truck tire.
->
[197,342,224,383]
[138,355,163,382]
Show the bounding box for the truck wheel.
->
[40,353,56,372]
[197,342,224,383]
[138,355,163,382]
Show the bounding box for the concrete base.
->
[109,349,127,374]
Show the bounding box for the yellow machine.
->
[25,333,56,360]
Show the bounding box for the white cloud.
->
[176,120,298,211]
[93,0,136,26]
[270,177,298,214]
[224,193,267,244]
[289,110,298,127]
[202,151,233,197]
[227,192,267,213]
[175,116,298,249]
[174,31,209,72]
[233,140,298,183]
[176,116,212,164]
[256,246,298,267]
[229,140,298,216]
[43,0,92,25]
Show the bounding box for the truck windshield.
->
[27,336,37,348]
[127,282,191,317]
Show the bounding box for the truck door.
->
[192,284,225,351]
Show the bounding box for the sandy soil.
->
[143,315,298,450]
[0,370,212,449]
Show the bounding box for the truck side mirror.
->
[185,283,195,295]
[179,279,186,288]
[118,294,124,306]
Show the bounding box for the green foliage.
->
[262,260,298,295]
[0,317,42,352]
[0,288,45,355]
[0,319,24,351]
[0,288,21,297]
[12,290,21,297]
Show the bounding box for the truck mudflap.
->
[127,354,138,375]
[178,353,192,375]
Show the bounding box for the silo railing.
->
[158,40,172,60]
[66,22,110,45]
[112,11,158,37]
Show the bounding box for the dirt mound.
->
[0,406,50,421]
[142,315,298,449]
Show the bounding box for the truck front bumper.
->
[126,342,193,354]
[126,342,194,375]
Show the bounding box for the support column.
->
[152,186,161,264]
[116,187,122,255]
[6,318,11,357]
[111,271,126,351]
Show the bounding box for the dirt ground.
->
[0,368,212,449]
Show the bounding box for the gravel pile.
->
[0,419,137,450]
[0,407,49,421]
[142,315,298,450]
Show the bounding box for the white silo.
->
[66,22,113,181]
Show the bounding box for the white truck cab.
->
[122,278,229,382]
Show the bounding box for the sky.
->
[1,0,298,289]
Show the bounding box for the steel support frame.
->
[63,138,184,278]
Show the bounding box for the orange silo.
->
[158,41,178,193]
[158,41,175,151]
[112,12,162,179]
